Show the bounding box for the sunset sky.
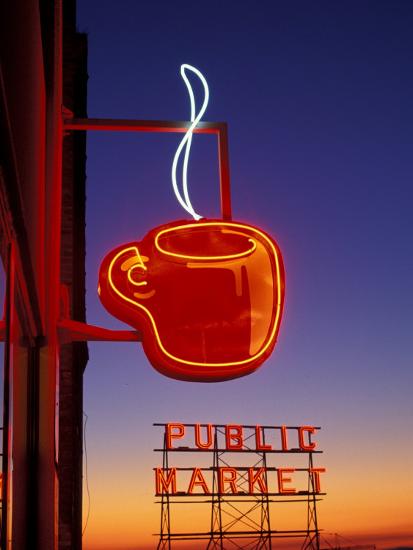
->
[76,1,413,548]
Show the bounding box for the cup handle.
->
[119,247,149,287]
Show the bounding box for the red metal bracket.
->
[63,117,232,221]
[0,318,140,344]
[57,318,140,344]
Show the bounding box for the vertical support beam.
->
[1,243,14,550]
[262,430,272,550]
[165,444,171,550]
[208,429,221,549]
[302,452,320,550]
[217,124,232,220]
[48,0,63,351]
[158,433,171,550]
[208,427,224,549]
[40,0,63,547]
[309,452,320,550]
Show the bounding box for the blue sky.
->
[76,1,413,547]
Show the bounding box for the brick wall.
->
[58,5,88,549]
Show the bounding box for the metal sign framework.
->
[154,423,325,550]
[58,115,232,345]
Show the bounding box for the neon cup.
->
[98,220,285,381]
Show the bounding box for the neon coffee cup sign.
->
[98,66,285,382]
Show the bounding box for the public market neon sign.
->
[154,423,326,496]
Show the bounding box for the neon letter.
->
[277,468,296,494]
[225,425,243,450]
[255,426,272,451]
[248,467,268,494]
[155,467,177,495]
[218,467,238,494]
[195,423,213,449]
[166,423,185,449]
[188,467,210,494]
[280,425,289,451]
[310,468,326,493]
[298,426,317,451]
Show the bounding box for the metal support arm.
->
[57,319,141,343]
[64,116,232,221]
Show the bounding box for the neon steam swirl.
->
[171,64,209,221]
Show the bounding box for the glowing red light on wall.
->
[98,219,285,381]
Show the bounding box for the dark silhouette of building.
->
[0,1,88,548]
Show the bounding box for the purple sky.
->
[76,1,413,546]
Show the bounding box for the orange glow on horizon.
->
[82,454,413,550]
